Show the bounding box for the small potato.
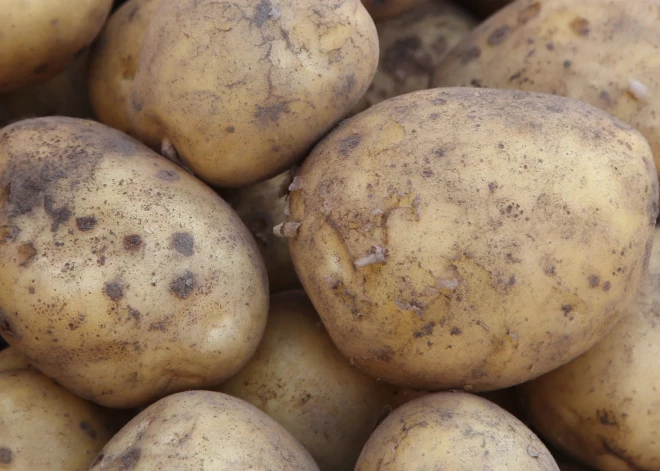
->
[0,0,113,93]
[88,0,161,135]
[432,0,660,183]
[287,88,658,392]
[90,390,319,470]
[360,0,427,22]
[128,0,379,188]
[0,117,269,409]
[519,227,660,471]
[0,346,30,372]
[356,391,559,470]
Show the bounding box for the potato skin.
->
[355,391,559,470]
[432,0,660,183]
[519,227,660,471]
[90,390,319,470]
[88,0,161,135]
[0,117,269,409]
[128,0,379,188]
[288,88,658,392]
[0,0,113,93]
[360,0,427,22]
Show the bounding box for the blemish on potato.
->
[28,286,35,294]
[450,327,462,336]
[570,17,591,36]
[156,169,180,181]
[487,25,512,46]
[80,421,98,439]
[588,275,600,288]
[250,0,274,27]
[413,322,435,338]
[103,281,125,302]
[597,410,618,426]
[254,102,291,124]
[603,281,611,291]
[0,225,20,244]
[117,448,141,470]
[0,447,12,464]
[18,242,37,267]
[338,134,361,156]
[518,2,541,24]
[76,216,97,232]
[170,271,196,299]
[123,234,143,251]
[226,125,235,133]
[460,46,481,64]
[171,232,194,256]
[128,306,141,324]
[44,195,72,232]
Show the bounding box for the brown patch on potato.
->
[171,232,194,256]
[518,2,542,24]
[156,169,180,181]
[603,281,611,291]
[44,195,72,232]
[18,242,37,266]
[413,321,436,338]
[597,410,618,426]
[128,306,141,324]
[460,45,482,64]
[226,126,235,133]
[569,17,590,36]
[76,216,98,231]
[123,235,143,251]
[339,134,362,156]
[103,281,125,302]
[254,103,291,125]
[487,25,512,45]
[588,274,600,288]
[170,271,196,299]
[0,447,12,464]
[118,448,141,470]
[80,420,98,439]
[450,327,462,336]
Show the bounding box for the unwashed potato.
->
[90,390,319,470]
[0,117,269,409]
[519,227,660,471]
[287,88,658,392]
[128,0,379,188]
[224,172,301,293]
[0,0,113,93]
[88,0,161,135]
[355,391,559,470]
[0,346,30,372]
[432,0,660,184]
[360,0,427,22]
[219,290,426,471]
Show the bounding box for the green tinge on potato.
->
[0,117,269,409]
[288,87,658,392]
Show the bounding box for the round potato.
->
[0,117,269,409]
[0,0,113,93]
[0,346,30,373]
[219,290,425,471]
[360,0,427,22]
[88,0,161,135]
[519,227,660,471]
[356,391,559,470]
[128,0,379,188]
[91,390,319,470]
[432,0,660,184]
[287,88,658,392]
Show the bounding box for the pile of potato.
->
[1,0,659,469]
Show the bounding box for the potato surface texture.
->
[288,88,658,392]
[520,228,660,471]
[90,390,320,470]
[0,117,269,409]
[355,391,559,470]
[128,0,379,188]
[432,0,660,181]
[0,0,112,93]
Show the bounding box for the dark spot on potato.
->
[254,102,291,124]
[382,36,430,79]
[156,169,180,181]
[487,25,512,45]
[80,421,98,439]
[18,242,37,267]
[251,0,273,27]
[171,232,194,256]
[518,2,541,24]
[123,235,142,251]
[0,447,12,464]
[460,45,481,64]
[413,322,436,338]
[597,410,618,426]
[603,281,611,291]
[76,216,97,232]
[226,126,235,133]
[508,275,516,286]
[103,281,125,302]
[300,393,312,405]
[131,96,144,112]
[33,64,49,74]
[375,346,395,362]
[118,448,141,470]
[599,90,613,106]
[563,59,572,68]
[339,134,361,156]
[570,17,590,36]
[43,195,72,232]
[450,327,462,336]
[29,286,35,294]
[588,275,600,288]
[488,182,498,192]
[562,305,573,317]
[128,306,141,323]
[170,271,196,299]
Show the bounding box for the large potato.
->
[360,0,427,22]
[356,391,559,470]
[519,227,660,471]
[90,390,319,470]
[287,88,658,392]
[88,0,161,135]
[0,0,113,93]
[128,0,379,188]
[0,117,269,409]
[432,0,660,183]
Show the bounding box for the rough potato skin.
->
[0,0,113,93]
[0,117,269,409]
[288,88,658,392]
[88,0,161,135]
[360,0,427,22]
[355,391,559,470]
[90,390,320,470]
[519,228,660,471]
[432,0,660,184]
[127,0,379,188]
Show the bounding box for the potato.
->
[356,391,559,470]
[432,0,660,184]
[224,172,301,293]
[219,290,425,471]
[0,368,117,471]
[360,0,427,22]
[88,0,161,135]
[127,0,379,188]
[0,0,113,93]
[90,390,319,470]
[0,117,269,409]
[287,88,658,392]
[0,346,30,373]
[519,227,660,471]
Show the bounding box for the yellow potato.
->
[519,227,660,471]
[128,0,379,188]
[287,88,658,392]
[0,117,269,409]
[360,0,427,22]
[355,391,559,470]
[432,0,660,182]
[0,0,113,93]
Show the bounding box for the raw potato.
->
[224,172,301,293]
[432,0,660,182]
[219,290,425,471]
[360,0,427,22]
[128,0,379,188]
[90,390,320,470]
[0,369,116,471]
[519,227,660,471]
[0,117,269,409]
[287,88,658,392]
[0,347,30,373]
[0,0,113,93]
[355,391,559,470]
[88,0,161,135]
